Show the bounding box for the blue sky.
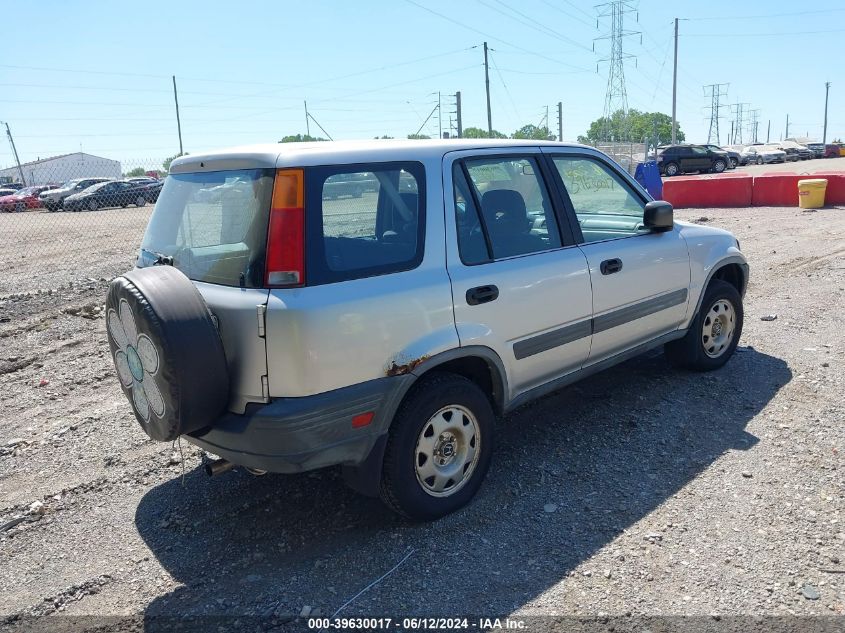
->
[1,0,843,166]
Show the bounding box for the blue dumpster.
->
[635,160,663,200]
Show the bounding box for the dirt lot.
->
[0,204,843,630]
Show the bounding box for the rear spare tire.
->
[105,266,229,441]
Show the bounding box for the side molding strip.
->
[513,288,689,360]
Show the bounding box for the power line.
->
[684,28,845,37]
[689,8,845,21]
[483,0,593,52]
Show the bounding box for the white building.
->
[0,152,122,186]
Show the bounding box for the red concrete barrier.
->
[662,174,753,208]
[751,174,807,206]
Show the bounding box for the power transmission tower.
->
[730,102,749,145]
[703,83,729,145]
[594,1,640,142]
[749,109,761,143]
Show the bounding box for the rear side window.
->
[306,162,425,284]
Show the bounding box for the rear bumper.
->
[185,374,413,474]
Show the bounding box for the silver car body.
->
[166,141,746,418]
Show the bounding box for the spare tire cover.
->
[105,266,229,441]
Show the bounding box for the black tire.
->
[664,162,680,177]
[756,157,763,165]
[105,266,230,441]
[135,195,146,207]
[712,159,727,173]
[380,373,494,521]
[665,279,743,371]
[15,202,25,213]
[88,199,98,211]
[729,158,738,169]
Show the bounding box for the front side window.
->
[455,156,561,261]
[553,156,646,243]
[307,162,425,283]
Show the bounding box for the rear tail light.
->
[265,169,305,287]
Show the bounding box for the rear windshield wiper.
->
[140,248,174,266]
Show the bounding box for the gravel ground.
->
[0,205,843,631]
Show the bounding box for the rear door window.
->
[306,162,425,284]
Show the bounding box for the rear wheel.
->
[135,195,146,207]
[665,280,743,371]
[380,373,494,521]
[756,157,763,165]
[729,158,738,169]
[15,202,25,213]
[88,199,98,212]
[664,162,680,177]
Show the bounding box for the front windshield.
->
[139,168,274,288]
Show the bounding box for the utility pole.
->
[304,101,310,137]
[785,113,790,140]
[484,42,492,136]
[172,76,183,156]
[671,17,679,144]
[729,121,734,145]
[558,101,563,141]
[767,119,771,143]
[438,91,442,139]
[456,91,463,138]
[704,83,729,145]
[3,121,25,185]
[823,82,831,144]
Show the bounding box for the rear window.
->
[138,168,274,287]
[305,161,425,284]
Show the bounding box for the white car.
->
[106,140,749,520]
[741,145,786,165]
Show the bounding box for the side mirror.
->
[644,200,673,232]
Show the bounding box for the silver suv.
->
[106,140,748,520]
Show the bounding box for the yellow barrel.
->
[798,178,828,209]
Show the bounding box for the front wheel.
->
[663,162,680,177]
[380,373,494,521]
[713,159,727,173]
[135,195,146,207]
[756,157,763,165]
[665,280,743,371]
[88,199,99,211]
[729,158,738,169]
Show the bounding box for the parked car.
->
[0,185,57,212]
[105,139,749,520]
[657,144,730,176]
[824,144,842,158]
[39,177,113,211]
[806,143,825,158]
[64,180,160,211]
[0,188,18,197]
[322,172,380,199]
[740,145,786,165]
[0,182,25,191]
[703,144,741,169]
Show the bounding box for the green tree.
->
[511,124,556,141]
[279,134,327,143]
[162,153,188,172]
[463,126,507,139]
[581,110,683,145]
[374,135,394,139]
[406,133,431,139]
[124,167,147,177]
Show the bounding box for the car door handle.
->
[600,258,623,275]
[466,285,499,306]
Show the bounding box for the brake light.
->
[265,169,305,287]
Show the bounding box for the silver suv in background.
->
[106,140,748,520]
[39,177,112,211]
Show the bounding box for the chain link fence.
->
[589,142,650,175]
[0,155,165,295]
